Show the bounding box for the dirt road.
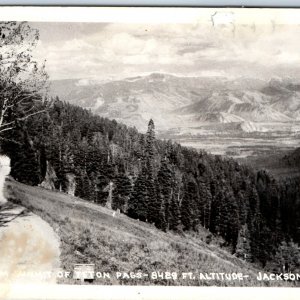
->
[0,202,60,298]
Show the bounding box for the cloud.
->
[32,21,300,80]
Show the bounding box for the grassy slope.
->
[5,178,291,287]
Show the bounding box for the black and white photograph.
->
[0,6,300,298]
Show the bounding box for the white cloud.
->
[32,21,300,80]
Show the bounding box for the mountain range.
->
[50,73,300,134]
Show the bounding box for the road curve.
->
[0,202,60,298]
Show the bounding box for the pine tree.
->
[198,179,212,229]
[158,194,167,232]
[127,166,148,221]
[210,187,224,234]
[225,191,240,247]
[149,178,166,229]
[9,128,40,186]
[94,174,109,205]
[78,174,93,201]
[169,191,181,231]
[157,158,173,227]
[270,240,300,273]
[146,119,155,159]
[180,179,199,231]
[112,170,132,212]
[144,119,157,219]
[75,175,84,199]
[255,222,274,268]
[146,175,158,224]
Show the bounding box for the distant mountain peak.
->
[50,73,300,133]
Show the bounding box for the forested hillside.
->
[1,98,300,273]
[7,178,291,287]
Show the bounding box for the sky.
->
[30,10,300,81]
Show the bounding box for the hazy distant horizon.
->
[31,15,300,81]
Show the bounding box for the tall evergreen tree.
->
[112,168,132,212]
[181,178,199,231]
[9,127,40,185]
[146,119,155,159]
[168,191,181,231]
[157,158,173,227]
[127,165,148,221]
[197,179,212,229]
